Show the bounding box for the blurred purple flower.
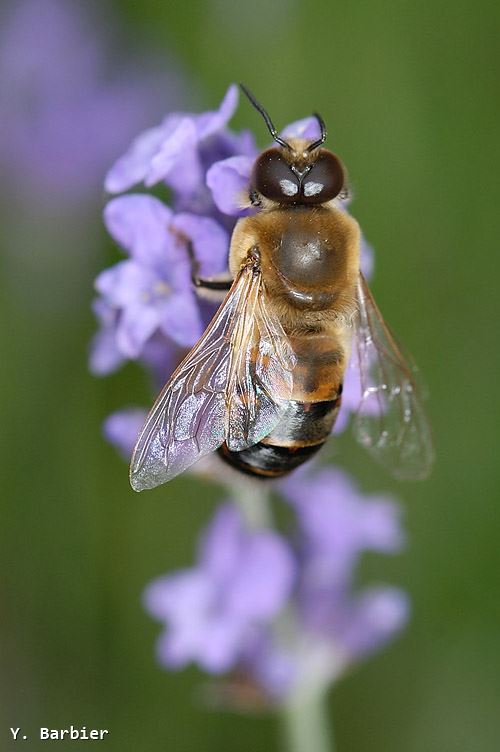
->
[281,467,404,568]
[330,586,409,659]
[144,504,295,673]
[89,299,126,376]
[103,408,147,460]
[243,583,409,701]
[143,468,409,701]
[280,467,407,652]
[0,0,185,210]
[234,469,409,699]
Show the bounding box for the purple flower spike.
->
[144,504,295,674]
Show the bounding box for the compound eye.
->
[301,151,345,204]
[251,148,300,203]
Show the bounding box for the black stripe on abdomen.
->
[218,440,324,479]
[218,397,341,479]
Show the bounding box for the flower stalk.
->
[282,689,334,752]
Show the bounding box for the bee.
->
[129,86,433,491]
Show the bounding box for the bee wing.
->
[353,272,434,480]
[129,255,296,491]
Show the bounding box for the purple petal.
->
[144,570,213,623]
[166,148,207,202]
[199,504,243,582]
[140,332,184,387]
[206,156,254,216]
[281,116,322,142]
[360,498,405,552]
[95,260,157,307]
[280,468,404,562]
[333,356,363,434]
[360,234,375,278]
[0,0,185,205]
[195,617,244,673]
[336,587,410,658]
[226,532,295,620]
[171,212,230,276]
[116,301,161,358]
[159,292,203,347]
[195,84,239,139]
[104,123,168,193]
[145,117,199,187]
[89,327,125,376]
[104,194,174,265]
[88,299,125,375]
[102,407,147,459]
[243,632,297,699]
[156,628,196,669]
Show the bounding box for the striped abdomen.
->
[218,333,347,478]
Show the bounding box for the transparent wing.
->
[353,272,434,480]
[130,253,296,491]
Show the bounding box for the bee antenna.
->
[239,83,291,150]
[306,112,327,152]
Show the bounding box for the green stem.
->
[224,474,335,752]
[230,478,272,529]
[282,689,334,752]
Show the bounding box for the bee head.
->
[241,84,345,206]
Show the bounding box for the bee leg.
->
[192,274,233,303]
[192,275,232,291]
[187,237,232,298]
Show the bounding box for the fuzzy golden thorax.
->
[229,203,360,336]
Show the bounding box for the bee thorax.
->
[277,228,336,286]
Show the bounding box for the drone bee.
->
[129,86,433,491]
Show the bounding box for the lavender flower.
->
[144,470,409,702]
[144,504,295,673]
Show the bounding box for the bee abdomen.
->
[218,397,341,479]
[218,440,324,479]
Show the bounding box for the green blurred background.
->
[1,0,499,749]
